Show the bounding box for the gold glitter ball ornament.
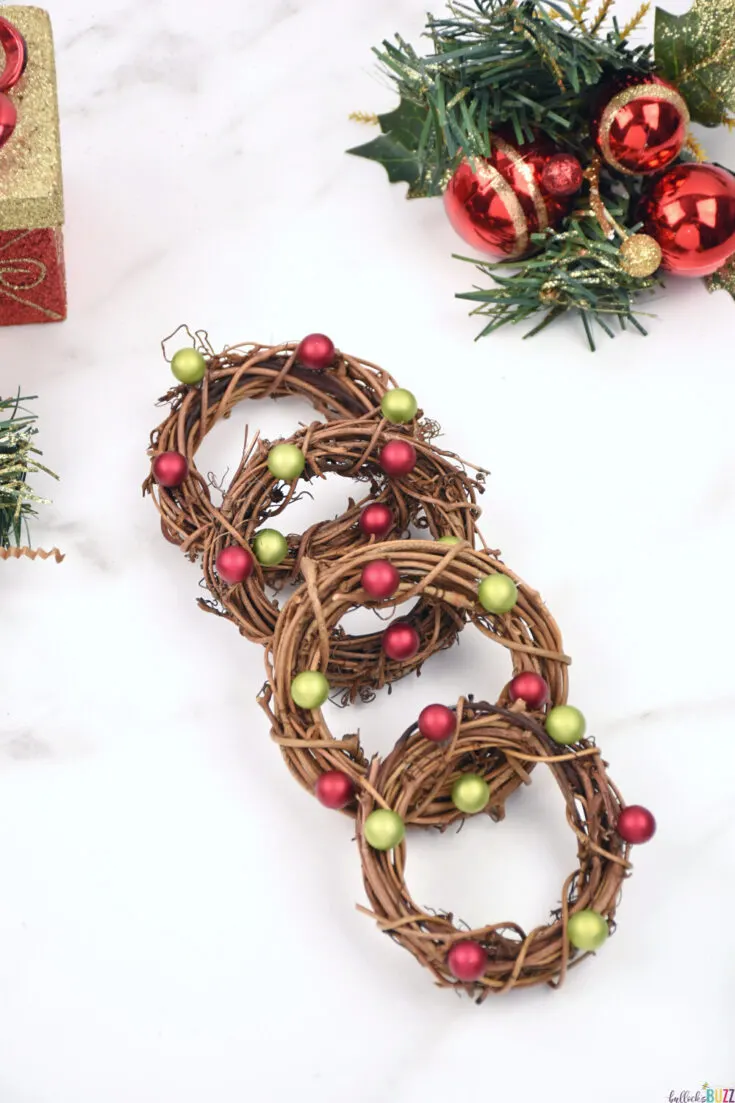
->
[619,234,662,278]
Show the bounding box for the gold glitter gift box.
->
[0,6,65,325]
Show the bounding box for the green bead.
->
[545,705,586,745]
[171,347,207,385]
[381,388,418,424]
[363,808,405,850]
[267,443,305,481]
[436,535,461,546]
[478,573,518,614]
[253,528,288,566]
[290,671,330,709]
[451,773,490,814]
[567,909,609,952]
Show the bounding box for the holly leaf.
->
[655,0,735,127]
[347,96,438,196]
[347,131,423,188]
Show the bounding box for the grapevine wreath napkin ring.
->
[145,331,656,998]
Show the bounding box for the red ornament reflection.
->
[591,76,688,175]
[443,135,570,258]
[640,162,735,276]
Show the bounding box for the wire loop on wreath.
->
[260,540,570,807]
[355,702,630,998]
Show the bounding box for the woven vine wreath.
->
[355,702,635,998]
[145,338,487,693]
[260,539,570,810]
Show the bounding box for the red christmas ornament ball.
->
[382,621,420,662]
[361,559,400,600]
[418,703,455,742]
[359,502,393,538]
[639,162,735,276]
[0,16,28,94]
[152,451,189,488]
[215,545,254,584]
[508,671,550,710]
[296,333,335,371]
[616,804,656,844]
[315,770,355,810]
[443,134,571,258]
[379,439,416,477]
[0,92,17,149]
[592,75,688,175]
[447,939,488,982]
[541,153,584,197]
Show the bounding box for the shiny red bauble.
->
[418,703,455,742]
[591,75,688,176]
[0,92,16,149]
[616,804,656,844]
[508,671,550,710]
[443,134,571,258]
[296,332,335,371]
[382,621,420,662]
[639,162,735,276]
[0,16,28,94]
[315,770,355,810]
[151,451,189,488]
[361,559,400,600]
[359,502,393,538]
[541,153,584,197]
[379,439,416,477]
[447,939,488,982]
[215,545,254,584]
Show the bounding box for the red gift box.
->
[0,6,65,326]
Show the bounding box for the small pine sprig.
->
[0,394,58,549]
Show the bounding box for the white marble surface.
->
[0,0,733,1100]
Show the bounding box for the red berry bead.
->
[361,559,400,600]
[508,671,550,710]
[541,153,584,197]
[359,502,393,538]
[447,939,488,982]
[418,703,455,742]
[616,805,656,844]
[215,545,254,584]
[382,621,420,662]
[296,333,335,371]
[379,439,417,477]
[151,451,189,488]
[315,770,355,810]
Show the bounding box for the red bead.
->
[640,162,735,276]
[541,153,584,197]
[447,939,488,982]
[418,703,455,742]
[379,439,416,478]
[508,671,550,710]
[0,92,16,149]
[361,559,400,600]
[0,16,27,94]
[296,333,335,371]
[592,76,688,175]
[616,805,656,845]
[151,451,189,488]
[315,770,355,809]
[215,545,254,584]
[359,502,393,538]
[443,134,571,258]
[382,621,420,662]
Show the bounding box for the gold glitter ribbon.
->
[476,159,529,258]
[493,136,549,234]
[598,83,690,176]
[0,229,62,320]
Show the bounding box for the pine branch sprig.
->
[0,395,58,549]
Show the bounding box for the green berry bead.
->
[171,348,207,385]
[381,388,418,424]
[253,528,288,566]
[290,671,330,709]
[363,808,405,850]
[478,573,518,614]
[436,535,461,546]
[567,909,609,952]
[451,774,490,814]
[267,443,305,481]
[545,705,586,745]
